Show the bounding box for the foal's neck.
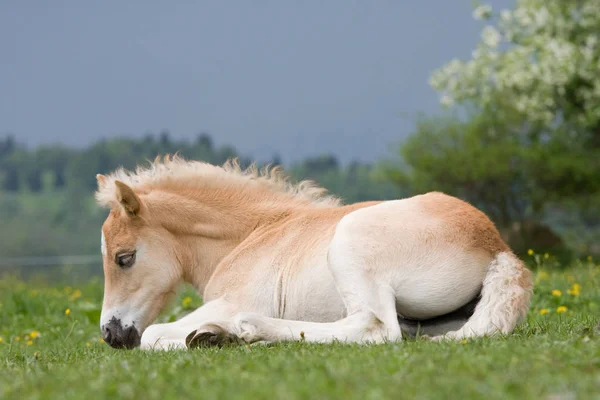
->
[163,187,302,292]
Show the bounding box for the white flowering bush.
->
[385,1,600,257]
[431,0,600,136]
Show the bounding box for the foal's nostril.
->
[102,325,113,344]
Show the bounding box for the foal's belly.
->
[390,250,489,320]
[282,203,493,323]
[282,249,488,323]
[284,254,488,323]
[282,263,347,322]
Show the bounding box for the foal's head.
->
[96,177,183,349]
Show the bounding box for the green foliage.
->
[383,113,530,225]
[0,262,598,399]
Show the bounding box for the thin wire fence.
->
[0,255,101,268]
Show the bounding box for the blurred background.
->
[1,1,599,283]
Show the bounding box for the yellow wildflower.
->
[181,296,192,307]
[527,249,534,256]
[26,340,33,346]
[99,338,104,343]
[536,271,549,282]
[459,339,467,344]
[0,337,3,343]
[86,342,91,347]
[539,309,549,315]
[65,308,71,315]
[556,306,567,313]
[544,253,549,259]
[30,331,40,339]
[567,283,581,296]
[552,290,562,297]
[69,289,82,301]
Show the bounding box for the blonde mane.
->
[95,155,341,209]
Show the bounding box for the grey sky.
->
[1,1,513,164]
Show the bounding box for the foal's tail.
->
[441,251,533,339]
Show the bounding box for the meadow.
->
[1,253,598,400]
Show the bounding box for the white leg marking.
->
[140,298,239,351]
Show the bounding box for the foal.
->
[95,156,533,350]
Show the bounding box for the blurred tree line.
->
[0,132,403,258]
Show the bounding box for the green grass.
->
[1,255,599,399]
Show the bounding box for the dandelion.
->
[539,308,549,315]
[567,283,581,296]
[30,331,40,339]
[181,297,192,307]
[99,338,104,343]
[0,337,3,343]
[556,306,567,313]
[65,308,71,315]
[459,339,468,344]
[26,340,33,346]
[544,253,549,259]
[527,249,534,256]
[552,290,562,296]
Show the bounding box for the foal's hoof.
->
[186,324,240,349]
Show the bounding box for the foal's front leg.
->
[140,297,239,350]
[187,240,403,347]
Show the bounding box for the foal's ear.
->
[114,180,141,216]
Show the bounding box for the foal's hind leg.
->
[432,252,533,341]
[187,214,402,347]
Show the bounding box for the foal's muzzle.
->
[101,317,141,349]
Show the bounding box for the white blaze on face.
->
[101,230,107,257]
[99,241,151,332]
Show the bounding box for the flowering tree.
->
[434,1,600,203]
[386,0,600,256]
[432,0,600,138]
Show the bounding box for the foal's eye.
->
[116,252,136,268]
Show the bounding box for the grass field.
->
[1,254,599,399]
